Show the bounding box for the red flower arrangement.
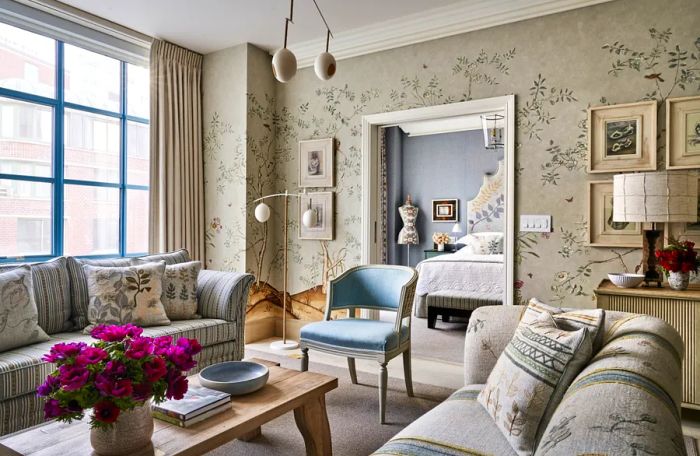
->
[655,238,700,275]
[37,323,202,428]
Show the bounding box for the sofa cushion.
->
[478,312,593,456]
[300,319,409,352]
[0,267,50,354]
[67,257,133,329]
[535,314,685,456]
[136,249,191,265]
[132,259,201,320]
[0,318,235,401]
[373,385,517,455]
[83,262,170,332]
[0,257,72,334]
[523,298,604,350]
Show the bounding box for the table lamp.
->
[451,223,462,249]
[613,171,698,287]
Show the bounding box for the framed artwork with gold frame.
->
[666,95,700,170]
[588,180,643,247]
[587,100,657,173]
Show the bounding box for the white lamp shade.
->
[272,48,297,83]
[301,208,317,228]
[254,203,271,222]
[613,171,699,223]
[451,223,462,234]
[314,52,336,80]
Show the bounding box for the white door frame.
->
[360,95,516,308]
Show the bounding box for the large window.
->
[0,22,149,260]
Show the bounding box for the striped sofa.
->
[0,250,253,436]
[374,305,686,455]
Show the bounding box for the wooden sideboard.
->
[594,279,700,410]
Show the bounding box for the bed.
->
[413,161,505,319]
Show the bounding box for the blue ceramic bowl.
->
[198,361,269,396]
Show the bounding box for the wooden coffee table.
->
[0,359,337,456]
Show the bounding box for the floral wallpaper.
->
[203,0,700,321]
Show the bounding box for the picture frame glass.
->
[603,117,641,159]
[299,138,333,187]
[299,192,334,240]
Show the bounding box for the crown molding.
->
[280,0,616,68]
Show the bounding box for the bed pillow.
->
[0,266,50,352]
[131,259,201,320]
[478,312,593,455]
[83,261,170,333]
[523,298,605,351]
[457,232,504,254]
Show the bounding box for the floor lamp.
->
[254,190,317,350]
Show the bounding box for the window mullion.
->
[119,62,127,257]
[53,40,65,257]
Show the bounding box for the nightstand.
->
[424,249,452,260]
[594,279,700,410]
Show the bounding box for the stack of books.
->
[152,385,231,427]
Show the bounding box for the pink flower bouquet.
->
[37,323,202,428]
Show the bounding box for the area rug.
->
[206,359,452,456]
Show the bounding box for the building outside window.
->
[0,21,149,260]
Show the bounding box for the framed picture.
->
[588,181,643,247]
[666,177,700,244]
[587,101,657,173]
[432,199,458,222]
[666,95,700,169]
[299,138,334,187]
[299,192,334,240]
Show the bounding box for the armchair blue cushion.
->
[300,319,410,352]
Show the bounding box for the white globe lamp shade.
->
[272,48,297,83]
[314,52,336,80]
[254,203,271,223]
[301,208,317,228]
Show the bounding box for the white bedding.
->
[413,248,504,317]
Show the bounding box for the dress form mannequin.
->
[398,195,419,266]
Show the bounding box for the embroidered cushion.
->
[523,298,605,350]
[131,260,201,320]
[83,261,170,333]
[478,312,593,455]
[0,257,72,334]
[0,266,50,352]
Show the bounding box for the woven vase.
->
[90,402,153,455]
[668,271,690,291]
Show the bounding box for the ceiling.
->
[55,0,465,54]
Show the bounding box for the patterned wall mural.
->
[203,0,700,323]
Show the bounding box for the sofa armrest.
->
[463,305,524,385]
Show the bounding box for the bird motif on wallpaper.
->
[644,73,664,82]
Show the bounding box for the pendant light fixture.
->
[312,0,336,80]
[272,0,297,83]
[272,0,336,83]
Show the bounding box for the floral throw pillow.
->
[83,262,170,333]
[132,260,201,320]
[477,312,593,455]
[0,266,50,352]
[459,232,504,254]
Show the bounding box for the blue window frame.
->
[0,22,149,262]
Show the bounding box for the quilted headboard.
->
[467,160,505,233]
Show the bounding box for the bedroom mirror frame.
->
[360,95,516,311]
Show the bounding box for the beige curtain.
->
[149,39,205,262]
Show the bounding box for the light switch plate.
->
[519,214,552,232]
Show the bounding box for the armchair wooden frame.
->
[300,265,418,424]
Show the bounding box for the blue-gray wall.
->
[386,127,503,267]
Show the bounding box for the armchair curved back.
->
[325,265,417,321]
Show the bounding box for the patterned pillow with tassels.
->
[477,311,594,456]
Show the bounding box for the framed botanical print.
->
[432,199,458,222]
[588,181,643,247]
[587,101,657,173]
[299,138,334,187]
[299,192,334,240]
[666,95,700,169]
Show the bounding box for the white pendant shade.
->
[301,208,317,228]
[613,171,699,223]
[254,202,271,222]
[314,52,336,80]
[272,48,297,83]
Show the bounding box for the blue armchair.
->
[299,265,418,424]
